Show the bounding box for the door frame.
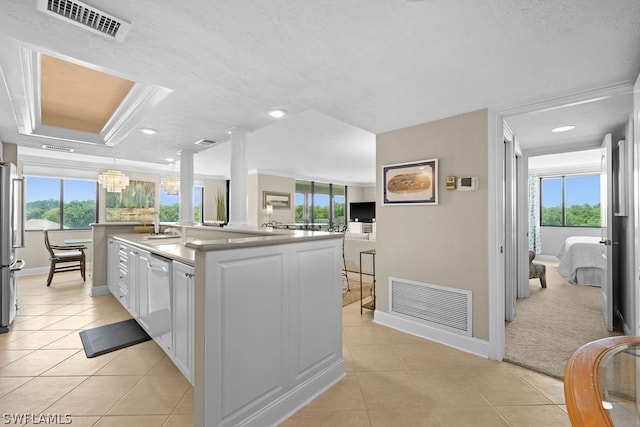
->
[504,125,523,322]
[488,82,634,360]
[634,74,640,337]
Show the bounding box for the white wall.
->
[539,227,601,257]
[18,229,92,273]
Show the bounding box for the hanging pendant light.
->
[162,161,180,195]
[98,169,130,193]
[161,175,180,195]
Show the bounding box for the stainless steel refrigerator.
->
[0,162,25,333]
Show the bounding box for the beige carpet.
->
[342,272,373,307]
[505,258,623,379]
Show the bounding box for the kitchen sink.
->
[146,234,181,240]
[150,243,184,252]
[142,237,182,246]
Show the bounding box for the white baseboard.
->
[90,285,110,297]
[237,359,345,427]
[616,309,632,336]
[374,310,490,358]
[16,267,49,276]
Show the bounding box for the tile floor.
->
[1,273,570,426]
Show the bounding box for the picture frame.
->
[383,158,438,205]
[105,180,156,221]
[263,191,291,209]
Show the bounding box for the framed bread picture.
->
[383,159,438,205]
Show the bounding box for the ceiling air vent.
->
[42,144,74,152]
[194,139,218,147]
[37,0,132,42]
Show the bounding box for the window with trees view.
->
[295,180,346,229]
[25,177,97,230]
[159,186,203,223]
[540,175,601,227]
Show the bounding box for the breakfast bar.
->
[95,224,345,427]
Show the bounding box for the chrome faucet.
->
[163,226,188,242]
[163,227,182,237]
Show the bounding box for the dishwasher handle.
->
[148,254,171,273]
[148,264,169,273]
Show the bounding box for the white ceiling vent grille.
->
[194,139,218,147]
[42,144,74,152]
[37,0,131,42]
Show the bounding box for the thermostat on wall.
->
[457,177,478,191]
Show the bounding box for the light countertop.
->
[110,228,342,265]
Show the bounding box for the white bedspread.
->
[556,236,605,285]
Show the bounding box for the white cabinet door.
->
[172,261,194,384]
[135,248,151,332]
[127,247,150,319]
[106,239,119,296]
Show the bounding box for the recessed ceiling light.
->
[165,157,175,162]
[139,128,158,135]
[267,109,287,119]
[552,125,575,133]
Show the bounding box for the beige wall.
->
[376,109,489,340]
[203,178,227,222]
[3,142,17,164]
[248,174,296,226]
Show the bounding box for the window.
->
[194,186,203,223]
[159,187,179,222]
[159,186,204,223]
[25,177,97,230]
[295,180,347,229]
[540,175,601,227]
[333,185,346,226]
[313,182,330,227]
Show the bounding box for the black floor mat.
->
[79,319,151,358]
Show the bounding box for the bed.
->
[556,236,605,287]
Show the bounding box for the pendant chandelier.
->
[162,175,180,195]
[98,169,130,193]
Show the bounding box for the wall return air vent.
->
[390,277,472,336]
[37,0,131,42]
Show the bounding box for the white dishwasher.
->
[146,253,172,353]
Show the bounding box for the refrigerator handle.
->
[10,259,25,272]
[12,178,25,249]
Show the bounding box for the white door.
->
[505,138,517,321]
[601,133,614,331]
[633,72,640,337]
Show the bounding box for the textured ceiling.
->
[0,0,639,185]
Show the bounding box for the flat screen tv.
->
[349,201,375,223]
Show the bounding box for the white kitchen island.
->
[101,226,344,427]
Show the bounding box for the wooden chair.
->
[44,230,87,287]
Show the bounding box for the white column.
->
[178,149,195,225]
[227,126,250,227]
